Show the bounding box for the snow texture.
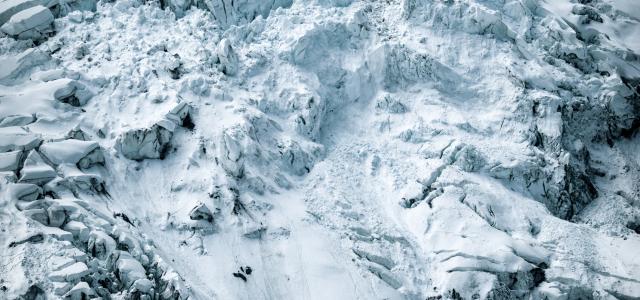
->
[0,0,639,299]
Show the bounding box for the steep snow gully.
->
[1,0,640,299]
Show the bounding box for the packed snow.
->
[0,0,639,299]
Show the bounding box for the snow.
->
[0,0,639,299]
[0,5,52,37]
[0,0,39,25]
[47,262,89,282]
[39,139,98,165]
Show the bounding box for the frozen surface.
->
[0,0,639,299]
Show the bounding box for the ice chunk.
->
[131,278,153,294]
[371,43,462,90]
[8,183,41,201]
[0,48,49,84]
[47,204,67,227]
[18,150,56,185]
[399,180,425,208]
[0,150,23,172]
[0,114,35,127]
[165,102,192,127]
[200,0,292,27]
[49,256,76,272]
[0,171,17,183]
[116,124,173,160]
[63,220,90,242]
[39,139,101,166]
[51,78,94,106]
[58,164,104,191]
[52,282,72,295]
[277,139,317,176]
[112,251,147,288]
[23,208,48,225]
[29,69,66,82]
[63,282,95,299]
[0,126,42,152]
[0,5,53,40]
[375,94,407,114]
[0,0,40,25]
[42,226,73,241]
[189,202,213,222]
[87,230,116,259]
[217,39,239,76]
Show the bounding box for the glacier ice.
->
[0,0,639,299]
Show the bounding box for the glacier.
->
[0,0,639,299]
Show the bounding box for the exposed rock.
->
[277,139,319,176]
[242,222,266,239]
[65,127,91,141]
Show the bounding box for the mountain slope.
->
[0,0,639,299]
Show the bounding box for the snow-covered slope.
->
[0,0,639,299]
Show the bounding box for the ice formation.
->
[0,0,639,299]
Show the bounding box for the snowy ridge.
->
[0,0,639,299]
